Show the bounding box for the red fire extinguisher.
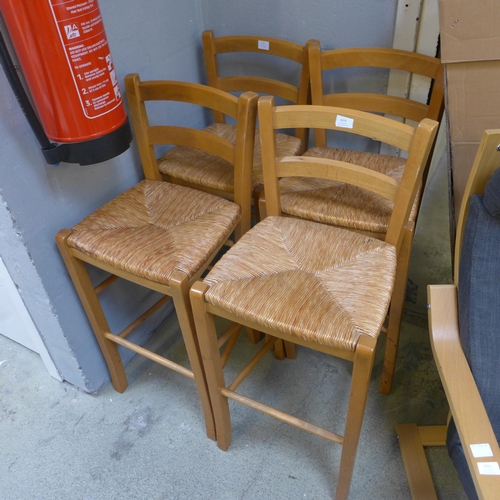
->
[0,0,131,165]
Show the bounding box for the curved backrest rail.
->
[273,105,415,152]
[147,126,236,164]
[275,156,400,201]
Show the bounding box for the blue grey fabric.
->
[447,419,478,500]
[448,186,500,499]
[483,167,500,217]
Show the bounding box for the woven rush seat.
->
[157,123,302,190]
[279,147,419,233]
[204,216,397,351]
[66,180,241,284]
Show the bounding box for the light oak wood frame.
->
[307,43,444,395]
[202,30,317,152]
[190,98,437,499]
[397,130,500,500]
[56,81,258,442]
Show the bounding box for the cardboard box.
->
[439,0,500,219]
[440,0,500,63]
[446,62,500,144]
[446,61,500,214]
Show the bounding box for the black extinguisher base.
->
[42,119,133,166]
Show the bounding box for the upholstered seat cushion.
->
[458,198,500,426]
[66,180,241,284]
[447,168,500,499]
[204,216,396,351]
[157,123,302,191]
[279,147,418,233]
[483,166,500,217]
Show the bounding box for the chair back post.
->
[307,41,327,148]
[233,91,259,240]
[258,96,281,217]
[426,63,445,122]
[385,118,438,253]
[294,39,318,152]
[202,30,226,124]
[454,130,500,283]
[297,40,317,106]
[125,73,162,181]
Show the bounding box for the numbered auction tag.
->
[471,443,494,458]
[477,462,500,475]
[335,115,354,129]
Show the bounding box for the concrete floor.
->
[1,152,467,499]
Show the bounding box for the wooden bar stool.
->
[56,78,257,440]
[260,42,445,394]
[191,97,438,498]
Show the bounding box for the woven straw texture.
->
[204,216,396,351]
[67,180,240,284]
[157,123,301,191]
[279,147,418,233]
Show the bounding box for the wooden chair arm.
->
[428,284,500,499]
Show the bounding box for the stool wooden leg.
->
[284,341,297,359]
[252,184,264,224]
[266,335,296,360]
[247,328,263,344]
[169,271,216,441]
[380,226,413,395]
[191,281,232,451]
[271,336,286,360]
[257,191,267,221]
[56,229,128,393]
[336,335,376,500]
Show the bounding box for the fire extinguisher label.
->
[49,0,122,119]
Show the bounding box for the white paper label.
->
[471,443,494,458]
[478,462,500,475]
[335,115,354,129]
[258,40,270,50]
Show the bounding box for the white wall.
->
[0,0,399,391]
